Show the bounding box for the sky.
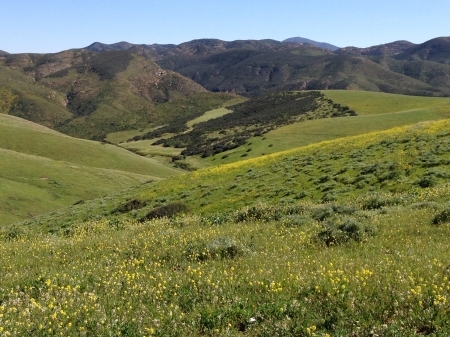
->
[1,0,449,54]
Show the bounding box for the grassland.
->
[0,114,182,225]
[203,91,450,165]
[4,118,450,335]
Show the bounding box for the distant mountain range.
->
[0,50,8,55]
[80,36,450,97]
[1,36,450,142]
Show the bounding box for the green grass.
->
[322,90,450,115]
[4,201,450,336]
[0,114,183,225]
[186,107,233,127]
[203,91,450,165]
[18,117,450,231]
[0,114,181,177]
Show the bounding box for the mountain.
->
[81,37,450,97]
[0,50,8,55]
[335,40,414,57]
[147,41,448,97]
[394,37,450,64]
[283,36,339,50]
[85,41,134,52]
[0,49,237,140]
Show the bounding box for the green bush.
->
[139,203,189,222]
[317,217,374,246]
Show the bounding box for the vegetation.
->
[3,173,450,335]
[0,50,210,141]
[149,91,355,158]
[146,38,450,97]
[201,91,450,165]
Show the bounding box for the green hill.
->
[0,114,182,225]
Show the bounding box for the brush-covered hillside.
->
[4,118,450,335]
[0,50,238,140]
[118,37,450,97]
[0,113,182,225]
[121,91,450,171]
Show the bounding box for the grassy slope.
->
[18,117,450,230]
[0,114,182,225]
[0,114,180,177]
[203,91,450,165]
[118,96,247,165]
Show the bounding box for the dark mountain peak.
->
[335,40,415,57]
[282,37,339,51]
[86,41,134,52]
[0,50,9,55]
[395,36,450,63]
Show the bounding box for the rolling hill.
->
[0,113,182,225]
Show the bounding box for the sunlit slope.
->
[0,114,181,177]
[0,149,154,225]
[322,90,450,115]
[204,91,450,164]
[0,114,183,225]
[20,118,450,230]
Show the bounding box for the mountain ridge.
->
[282,36,339,50]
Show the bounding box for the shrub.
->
[279,215,311,228]
[415,175,437,188]
[311,205,334,221]
[317,217,374,246]
[113,199,148,214]
[139,203,189,222]
[432,208,450,225]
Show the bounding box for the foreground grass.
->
[2,194,450,336]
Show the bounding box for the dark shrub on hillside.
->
[139,203,189,222]
[184,238,244,262]
[311,206,335,221]
[317,217,374,246]
[415,175,437,188]
[432,208,450,225]
[113,199,149,214]
[279,215,311,228]
[360,193,403,210]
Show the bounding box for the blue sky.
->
[1,0,449,53]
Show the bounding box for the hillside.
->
[0,113,182,225]
[89,38,449,96]
[0,49,238,141]
[15,117,450,230]
[122,91,450,170]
